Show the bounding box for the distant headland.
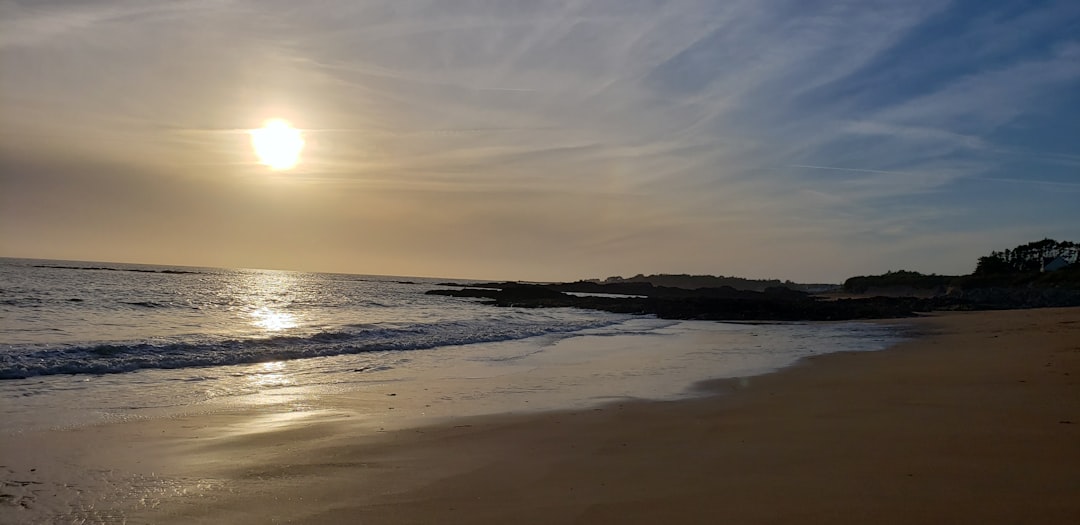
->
[429,238,1080,321]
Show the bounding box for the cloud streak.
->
[2,0,1078,281]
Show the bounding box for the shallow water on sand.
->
[2,315,905,435]
[2,258,907,434]
[0,317,908,525]
[2,260,908,523]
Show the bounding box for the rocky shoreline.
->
[427,282,1080,321]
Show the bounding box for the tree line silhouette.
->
[845,238,1079,293]
[974,238,1078,275]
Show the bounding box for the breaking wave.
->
[0,317,625,379]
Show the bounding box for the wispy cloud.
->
[977,177,1080,189]
[787,165,915,176]
[2,0,1078,280]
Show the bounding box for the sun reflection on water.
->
[250,307,297,331]
[237,270,306,334]
[248,361,293,389]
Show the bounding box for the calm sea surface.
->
[0,258,626,378]
[0,258,906,432]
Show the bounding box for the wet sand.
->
[3,308,1079,523]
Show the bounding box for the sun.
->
[250,119,304,170]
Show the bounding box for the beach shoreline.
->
[3,308,1078,524]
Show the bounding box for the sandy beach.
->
[3,307,1079,524]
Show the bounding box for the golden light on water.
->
[250,119,304,170]
[251,307,297,331]
[248,360,292,389]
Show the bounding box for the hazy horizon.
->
[1,255,856,284]
[3,1,1078,283]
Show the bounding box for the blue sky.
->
[1,0,1077,281]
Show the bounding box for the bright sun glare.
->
[250,119,304,170]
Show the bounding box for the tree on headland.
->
[843,238,1079,293]
[974,255,1013,275]
[974,238,1078,275]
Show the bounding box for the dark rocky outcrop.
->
[427,279,1080,321]
[427,283,933,321]
[428,240,1080,324]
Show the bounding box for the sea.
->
[0,257,907,433]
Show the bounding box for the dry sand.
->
[3,308,1079,524]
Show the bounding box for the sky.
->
[1,0,1078,282]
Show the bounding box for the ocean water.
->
[1,258,907,433]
